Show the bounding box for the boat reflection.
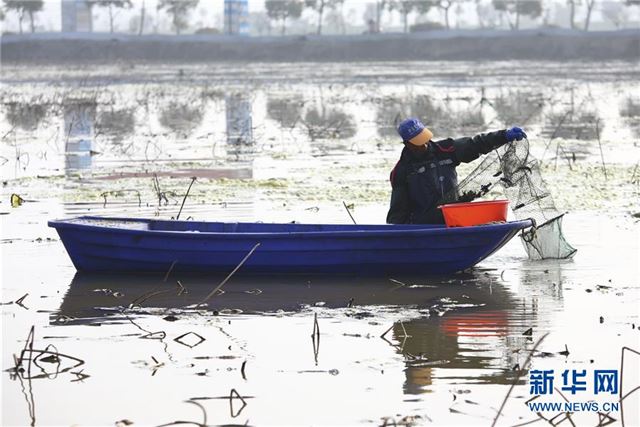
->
[396,309,524,392]
[56,271,512,317]
[393,261,568,391]
[55,269,548,390]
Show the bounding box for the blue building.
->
[224,0,249,35]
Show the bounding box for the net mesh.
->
[442,139,577,260]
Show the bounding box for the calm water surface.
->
[1,61,639,426]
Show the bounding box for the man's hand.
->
[506,127,527,142]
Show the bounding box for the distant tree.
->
[388,0,423,33]
[138,0,146,35]
[601,1,626,28]
[250,11,272,35]
[567,0,578,29]
[85,0,98,32]
[332,0,346,34]
[474,0,501,29]
[436,0,456,29]
[3,1,24,33]
[374,0,389,32]
[305,0,339,34]
[23,0,42,32]
[3,0,43,33]
[414,1,456,30]
[492,0,542,30]
[453,0,465,28]
[265,0,303,35]
[92,0,132,33]
[373,0,386,32]
[474,0,486,28]
[583,0,596,30]
[414,1,435,25]
[159,0,199,34]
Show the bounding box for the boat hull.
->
[48,217,532,275]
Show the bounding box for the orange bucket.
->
[438,200,509,227]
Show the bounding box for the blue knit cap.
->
[397,118,425,142]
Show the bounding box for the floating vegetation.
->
[10,193,24,207]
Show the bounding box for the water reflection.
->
[225,92,255,157]
[376,95,445,138]
[376,94,486,138]
[541,89,601,143]
[620,96,640,138]
[96,108,136,139]
[53,269,557,395]
[5,101,48,131]
[302,105,357,141]
[391,277,520,392]
[2,65,638,183]
[447,106,486,135]
[492,90,545,126]
[391,262,567,392]
[158,101,204,136]
[266,95,304,129]
[399,309,515,393]
[63,99,96,173]
[56,273,499,318]
[543,109,600,141]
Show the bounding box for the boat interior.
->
[59,216,444,233]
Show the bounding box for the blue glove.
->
[506,127,527,142]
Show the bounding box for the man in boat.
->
[386,118,527,224]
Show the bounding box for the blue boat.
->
[48,216,532,275]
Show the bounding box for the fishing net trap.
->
[442,139,577,260]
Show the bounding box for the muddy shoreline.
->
[2,29,639,64]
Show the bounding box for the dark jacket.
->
[386,130,508,224]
